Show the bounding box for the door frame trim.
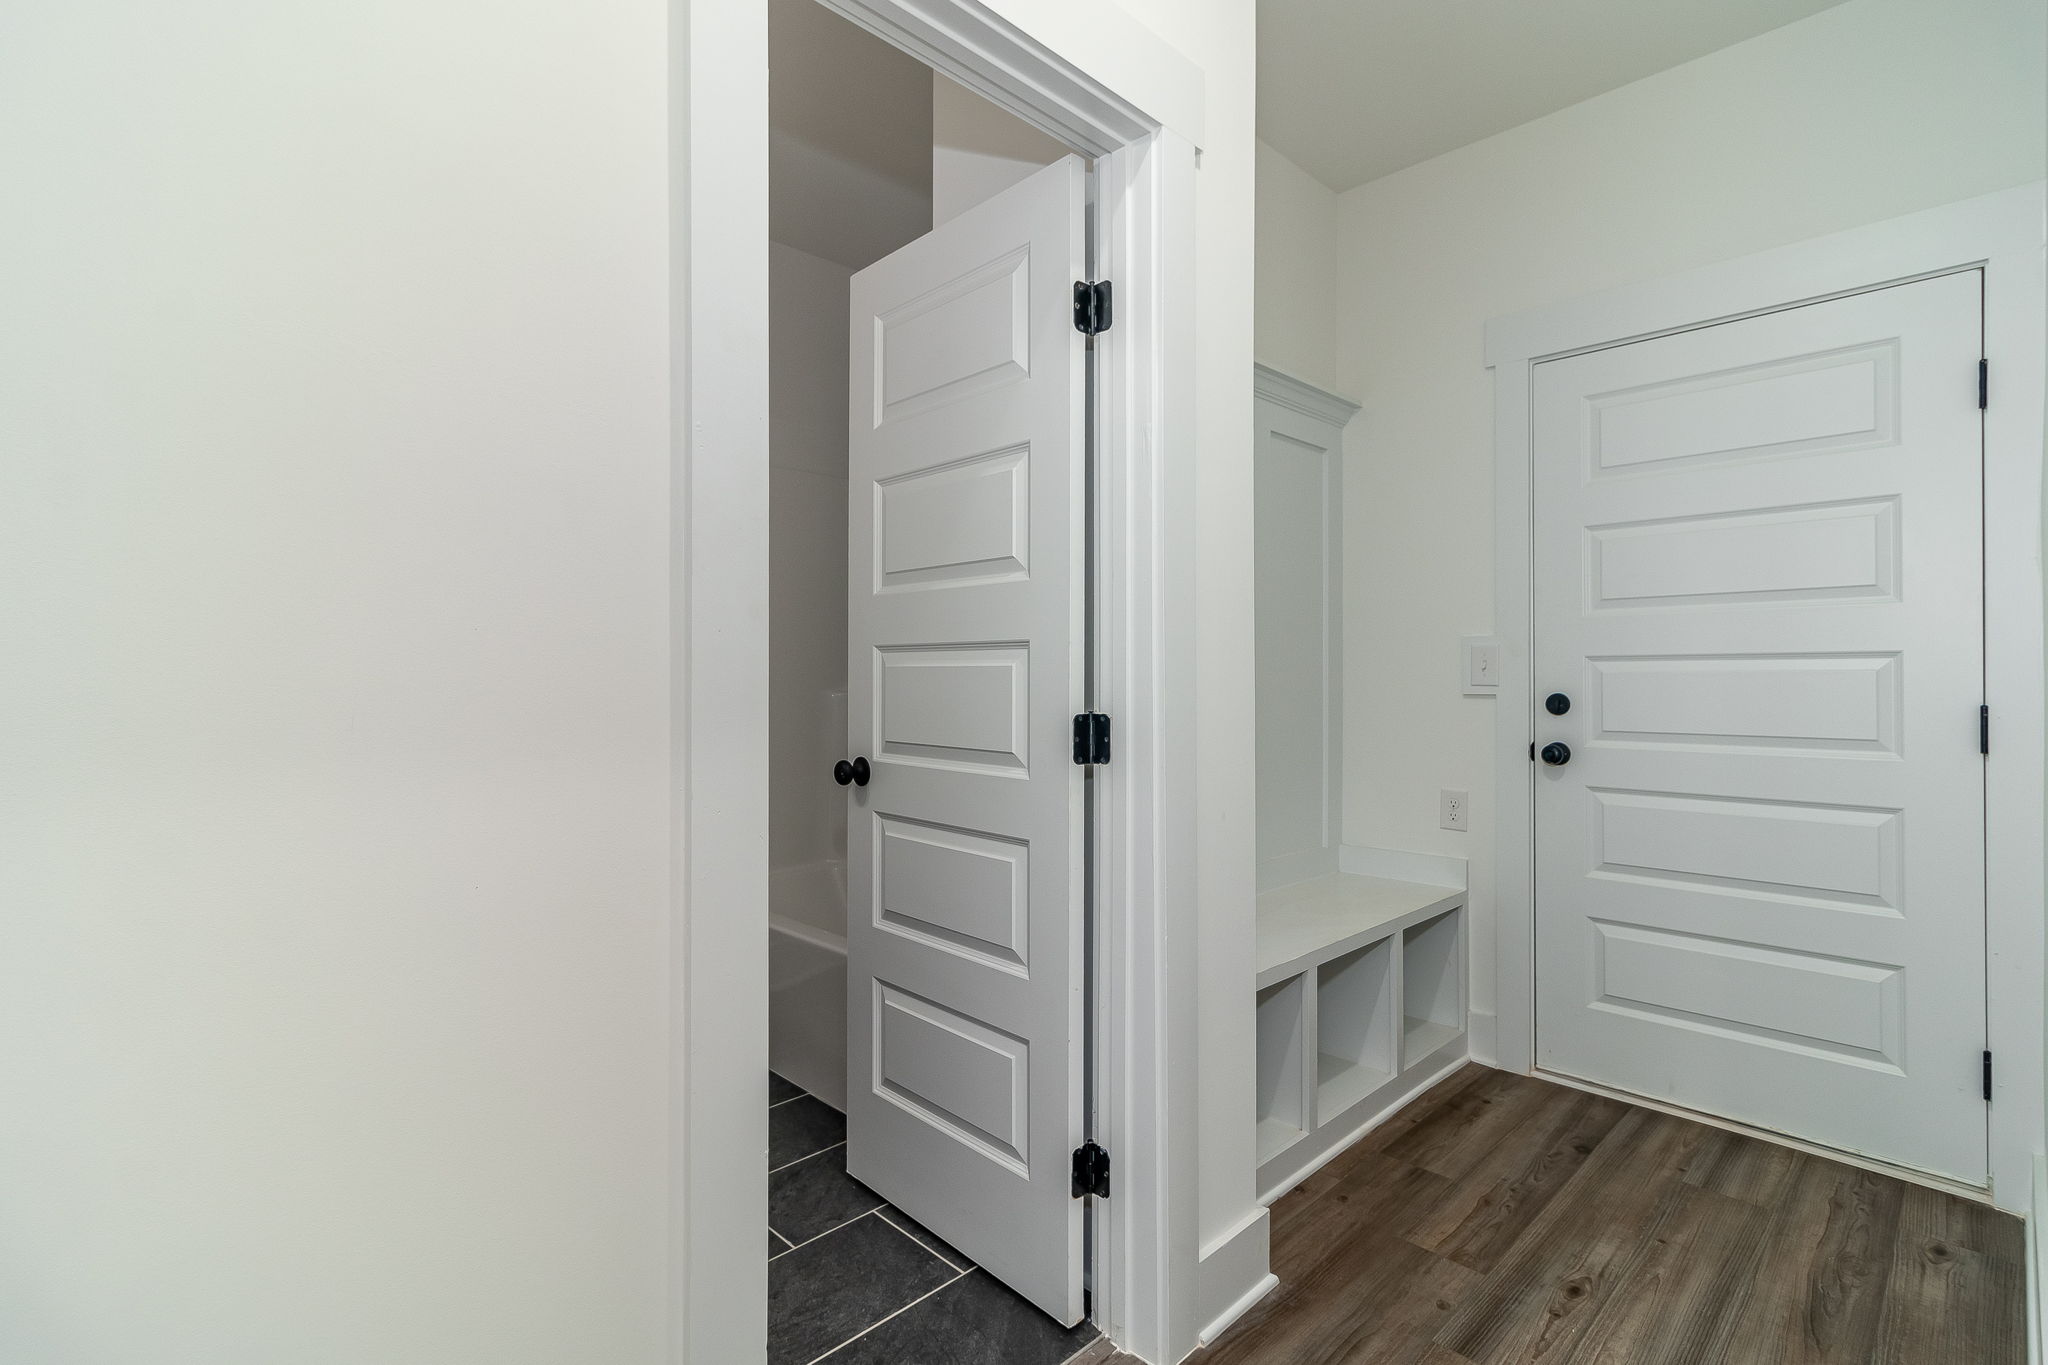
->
[674,5,1206,1360]
[1484,182,2047,1213]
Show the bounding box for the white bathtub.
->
[769,859,848,1113]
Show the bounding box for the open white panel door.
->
[845,155,1088,1325]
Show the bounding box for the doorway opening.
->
[763,4,1101,1358]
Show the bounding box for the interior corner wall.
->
[1329,0,2048,1056]
[1253,140,1344,399]
[0,3,673,1362]
[930,72,1067,227]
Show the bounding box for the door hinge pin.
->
[1072,1141,1110,1199]
[1983,1050,1993,1103]
[1074,280,1112,336]
[1981,705,1990,755]
[1073,712,1111,766]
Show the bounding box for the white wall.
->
[1330,0,2048,1048]
[932,73,1068,226]
[1253,141,1345,400]
[0,4,671,1362]
[769,242,854,883]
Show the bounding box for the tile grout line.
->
[769,1093,808,1111]
[802,1265,974,1365]
[768,1140,846,1177]
[770,1204,897,1261]
[873,1208,971,1274]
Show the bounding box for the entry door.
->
[1532,271,1986,1182]
[844,156,1088,1324]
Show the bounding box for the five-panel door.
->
[1532,271,1988,1182]
[843,156,1089,1324]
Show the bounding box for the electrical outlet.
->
[1440,788,1469,832]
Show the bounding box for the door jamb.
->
[1484,182,2046,1213]
[674,4,1207,1360]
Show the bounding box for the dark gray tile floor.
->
[767,1073,1101,1365]
[769,1094,845,1168]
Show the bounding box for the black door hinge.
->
[1983,1050,1993,1102]
[1074,280,1112,336]
[1979,359,1989,410]
[1529,742,1536,762]
[1073,712,1111,766]
[1072,1141,1110,1198]
[1981,705,1990,755]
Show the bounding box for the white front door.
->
[1532,271,1987,1182]
[844,155,1089,1324]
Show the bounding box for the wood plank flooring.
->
[1185,1066,2024,1365]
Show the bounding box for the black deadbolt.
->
[1546,692,1571,716]
[832,757,871,787]
[1540,742,1571,767]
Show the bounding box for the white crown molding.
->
[1252,362,1360,426]
[818,0,1200,157]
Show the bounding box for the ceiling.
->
[1258,0,1852,191]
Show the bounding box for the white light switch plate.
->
[1461,636,1501,695]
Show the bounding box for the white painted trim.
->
[817,0,1203,157]
[1251,362,1360,427]
[1257,1049,1471,1206]
[1337,844,1468,890]
[1487,182,2047,1213]
[1199,1274,1277,1349]
[1090,129,1207,1365]
[1253,372,1350,897]
[679,5,1210,1362]
[2029,1155,2045,1365]
[673,2,771,1360]
[1195,1206,1273,1346]
[1466,1009,1499,1068]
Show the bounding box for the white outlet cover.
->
[1461,636,1501,695]
[1440,788,1469,831]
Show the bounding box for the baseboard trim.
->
[1467,1008,1499,1066]
[1198,1273,1278,1348]
[1337,844,1467,889]
[2029,1155,2044,1365]
[1195,1204,1272,1353]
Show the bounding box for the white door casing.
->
[846,155,1089,1324]
[1531,272,1986,1182]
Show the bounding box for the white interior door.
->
[1532,271,1987,1182]
[845,155,1088,1324]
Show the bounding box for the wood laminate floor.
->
[1184,1065,2024,1365]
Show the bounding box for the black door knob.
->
[1540,742,1571,767]
[1545,693,1571,716]
[832,757,871,787]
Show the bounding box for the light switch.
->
[1461,636,1501,695]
